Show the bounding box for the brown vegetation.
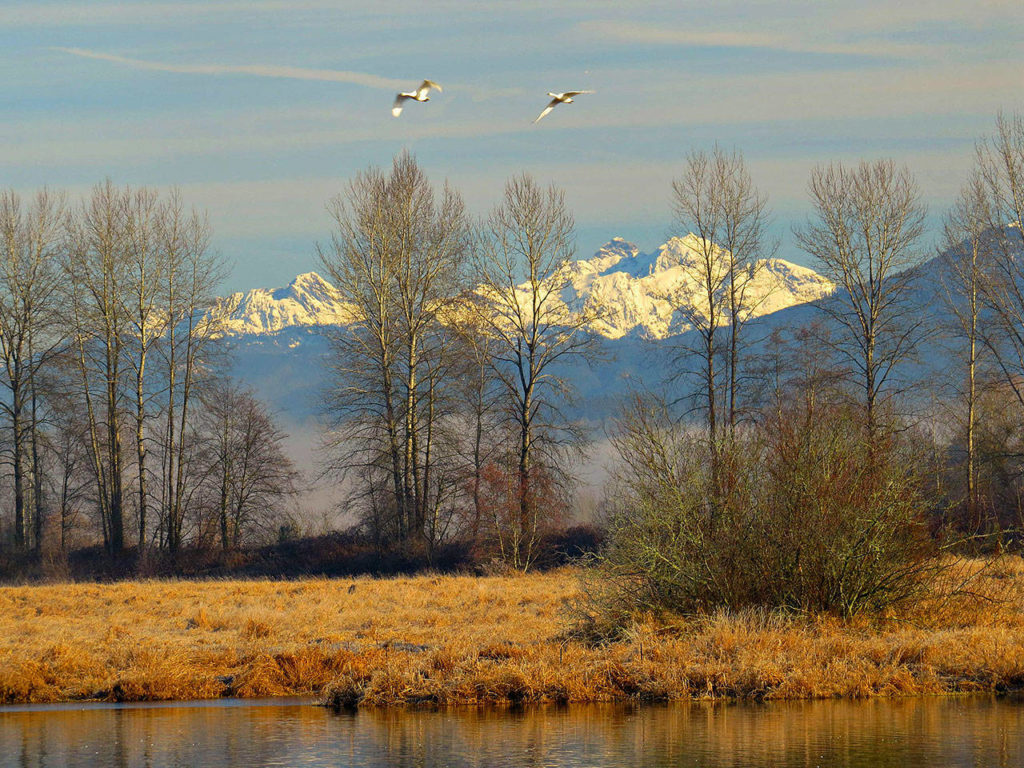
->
[1,560,1023,707]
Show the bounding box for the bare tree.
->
[63,183,222,555]
[794,159,927,440]
[449,297,505,545]
[39,387,95,551]
[200,379,298,550]
[473,174,596,570]
[155,192,223,553]
[318,152,472,549]
[974,113,1024,406]
[64,181,132,553]
[671,146,774,440]
[120,188,168,552]
[941,171,997,528]
[668,147,774,526]
[0,188,67,553]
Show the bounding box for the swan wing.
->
[534,99,559,123]
[418,80,442,98]
[392,94,407,117]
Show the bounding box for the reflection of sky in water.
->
[2,697,1024,767]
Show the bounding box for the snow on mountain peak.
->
[562,235,835,340]
[212,270,354,336]
[213,237,834,340]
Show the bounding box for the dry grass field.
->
[1,558,1023,707]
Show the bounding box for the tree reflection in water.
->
[1,696,1023,767]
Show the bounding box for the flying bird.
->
[392,80,442,117]
[533,90,594,123]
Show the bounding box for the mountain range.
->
[214,235,835,342]
[218,234,957,508]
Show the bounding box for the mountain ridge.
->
[213,235,835,340]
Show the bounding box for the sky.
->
[1,0,1022,293]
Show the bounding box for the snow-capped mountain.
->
[561,236,834,339]
[211,271,353,336]
[221,237,954,492]
[211,236,834,340]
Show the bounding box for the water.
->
[2,696,1023,767]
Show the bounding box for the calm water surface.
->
[1,696,1022,767]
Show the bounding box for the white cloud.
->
[53,47,409,90]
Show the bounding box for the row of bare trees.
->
[318,114,1023,575]
[940,112,1024,533]
[0,182,297,559]
[659,114,1024,538]
[319,153,596,569]
[4,113,1019,581]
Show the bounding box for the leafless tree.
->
[671,146,774,438]
[318,152,472,549]
[473,174,597,570]
[973,113,1024,407]
[63,182,222,554]
[40,390,94,551]
[64,181,133,552]
[669,146,775,520]
[154,192,223,552]
[794,159,928,441]
[120,188,169,552]
[0,189,68,553]
[941,170,997,528]
[200,379,299,550]
[449,297,505,545]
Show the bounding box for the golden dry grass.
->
[1,558,1023,707]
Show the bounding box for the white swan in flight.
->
[392,80,442,117]
[533,90,594,123]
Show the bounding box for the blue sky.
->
[1,0,1021,292]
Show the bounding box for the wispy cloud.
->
[53,47,409,90]
[4,2,343,27]
[577,20,937,60]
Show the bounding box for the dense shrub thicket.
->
[579,398,938,636]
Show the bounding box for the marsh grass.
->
[1,560,1022,707]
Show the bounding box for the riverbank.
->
[1,559,1022,706]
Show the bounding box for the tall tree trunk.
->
[29,351,43,556]
[163,315,177,551]
[74,330,111,550]
[105,336,125,553]
[12,382,26,551]
[135,350,148,552]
